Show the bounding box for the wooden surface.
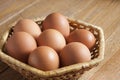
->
[0,0,120,80]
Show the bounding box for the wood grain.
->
[90,49,120,80]
[0,68,25,80]
[0,0,120,80]
[0,0,38,25]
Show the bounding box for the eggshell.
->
[37,29,66,52]
[28,46,59,71]
[14,19,41,40]
[5,32,37,63]
[67,29,96,49]
[59,42,91,66]
[42,12,70,38]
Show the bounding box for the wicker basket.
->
[0,18,105,80]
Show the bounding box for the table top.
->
[0,0,120,80]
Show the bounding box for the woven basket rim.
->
[0,18,105,77]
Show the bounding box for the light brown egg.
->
[37,29,66,52]
[14,19,41,40]
[59,42,91,66]
[28,46,59,71]
[42,12,70,38]
[5,32,37,63]
[67,29,96,49]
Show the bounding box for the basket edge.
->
[0,17,105,78]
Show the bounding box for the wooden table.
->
[0,0,120,80]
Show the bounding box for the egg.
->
[37,29,66,52]
[59,42,91,66]
[67,29,96,49]
[14,19,41,40]
[5,32,37,63]
[42,12,70,38]
[28,46,59,71]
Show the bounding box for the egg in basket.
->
[0,13,105,80]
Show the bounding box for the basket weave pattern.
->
[0,18,105,80]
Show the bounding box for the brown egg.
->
[28,46,59,71]
[59,42,91,66]
[37,29,66,52]
[5,32,37,63]
[67,29,96,49]
[42,12,70,38]
[14,19,41,40]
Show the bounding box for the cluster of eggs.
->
[5,13,96,71]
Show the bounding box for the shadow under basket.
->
[0,18,105,80]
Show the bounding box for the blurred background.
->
[0,0,120,80]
